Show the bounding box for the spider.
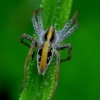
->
[20,9,78,76]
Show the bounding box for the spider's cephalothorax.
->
[20,9,78,75]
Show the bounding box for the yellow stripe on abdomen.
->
[40,41,50,73]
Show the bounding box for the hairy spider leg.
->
[58,11,78,37]
[32,11,40,36]
[20,33,37,48]
[61,20,78,42]
[57,44,72,63]
[37,9,44,33]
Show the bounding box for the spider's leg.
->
[37,9,44,33]
[20,34,37,91]
[32,11,40,36]
[57,44,72,63]
[61,20,78,42]
[58,11,78,36]
[54,50,60,66]
[20,33,37,48]
[20,44,35,91]
[52,50,60,96]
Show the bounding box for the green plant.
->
[19,0,73,100]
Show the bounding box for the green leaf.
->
[41,0,73,29]
[19,0,73,100]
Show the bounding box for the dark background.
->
[0,0,100,100]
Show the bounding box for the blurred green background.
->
[0,0,100,100]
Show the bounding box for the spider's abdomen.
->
[37,41,53,74]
